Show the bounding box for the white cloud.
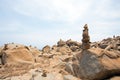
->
[0,21,22,32]
[12,0,94,23]
[88,0,120,19]
[0,0,120,48]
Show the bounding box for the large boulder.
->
[5,46,35,64]
[65,48,120,80]
[0,43,35,65]
[0,43,42,78]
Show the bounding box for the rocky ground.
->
[0,36,120,80]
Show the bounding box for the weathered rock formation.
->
[42,45,51,53]
[74,48,120,80]
[65,24,120,80]
[57,39,66,47]
[0,43,80,80]
[56,39,81,52]
[0,43,42,78]
[0,24,120,80]
[99,36,120,51]
[66,39,81,52]
[91,36,120,51]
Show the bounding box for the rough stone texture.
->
[0,43,80,80]
[98,36,120,51]
[2,68,80,80]
[57,46,72,55]
[57,39,66,47]
[66,39,81,52]
[0,43,41,78]
[70,46,79,52]
[76,50,104,80]
[66,39,81,47]
[0,34,120,80]
[65,48,120,80]
[56,39,81,52]
[42,45,51,53]
[5,47,35,64]
[91,36,120,51]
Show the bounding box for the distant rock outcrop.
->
[57,39,66,47]
[66,39,81,52]
[42,45,51,53]
[99,36,120,51]
[56,39,81,52]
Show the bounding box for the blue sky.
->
[0,0,120,48]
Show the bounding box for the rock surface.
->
[65,25,120,80]
[65,45,120,80]
[0,43,80,80]
[0,26,120,80]
[42,45,51,53]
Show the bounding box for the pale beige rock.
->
[42,45,51,53]
[57,46,72,55]
[57,39,66,47]
[110,76,120,80]
[0,35,119,80]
